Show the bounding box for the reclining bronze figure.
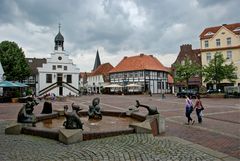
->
[135,100,159,115]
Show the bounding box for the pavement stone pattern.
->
[0,120,223,161]
[0,94,239,160]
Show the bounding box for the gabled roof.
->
[26,58,47,75]
[200,23,240,40]
[172,44,201,65]
[90,63,113,76]
[109,53,168,73]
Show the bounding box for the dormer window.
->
[233,27,240,32]
[205,32,214,36]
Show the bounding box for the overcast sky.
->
[0,0,239,72]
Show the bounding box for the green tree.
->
[173,57,201,89]
[0,41,30,81]
[202,52,237,89]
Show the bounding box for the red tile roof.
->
[109,53,168,73]
[200,23,240,40]
[90,63,113,76]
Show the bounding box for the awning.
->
[0,81,20,87]
[13,81,28,87]
[126,83,141,87]
[0,81,28,88]
[103,84,123,88]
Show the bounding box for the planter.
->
[11,98,19,103]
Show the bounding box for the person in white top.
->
[185,95,195,125]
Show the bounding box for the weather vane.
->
[58,23,61,32]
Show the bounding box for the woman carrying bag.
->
[194,94,204,124]
[185,95,195,125]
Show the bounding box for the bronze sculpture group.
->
[17,97,159,131]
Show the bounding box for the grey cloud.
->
[0,1,20,24]
[197,0,236,7]
[0,0,239,62]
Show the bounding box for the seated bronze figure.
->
[63,103,83,129]
[135,100,159,115]
[17,99,38,124]
[88,97,102,119]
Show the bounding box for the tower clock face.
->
[58,56,62,60]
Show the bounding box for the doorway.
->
[59,86,63,96]
[57,73,63,82]
[57,73,63,96]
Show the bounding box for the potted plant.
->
[11,90,20,103]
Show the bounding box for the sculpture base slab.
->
[59,129,83,144]
[5,122,22,135]
[130,114,165,136]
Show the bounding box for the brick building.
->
[172,44,202,93]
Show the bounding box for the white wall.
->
[37,50,80,96]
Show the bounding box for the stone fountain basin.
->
[6,109,165,144]
[20,110,146,143]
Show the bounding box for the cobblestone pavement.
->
[0,94,239,160]
[0,121,233,161]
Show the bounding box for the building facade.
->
[200,23,240,89]
[37,27,80,96]
[24,58,46,94]
[87,63,113,93]
[109,54,169,94]
[172,44,202,93]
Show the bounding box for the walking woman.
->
[194,95,204,123]
[185,95,194,125]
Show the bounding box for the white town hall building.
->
[36,26,80,96]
